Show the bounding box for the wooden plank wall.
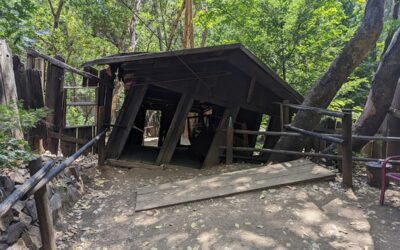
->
[45,55,65,154]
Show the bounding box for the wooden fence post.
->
[97,106,106,166]
[280,100,290,131]
[341,109,353,188]
[28,157,56,250]
[226,116,234,164]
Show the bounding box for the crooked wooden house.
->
[83,44,303,168]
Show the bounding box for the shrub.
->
[0,102,47,169]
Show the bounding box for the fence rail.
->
[0,129,107,249]
[225,103,354,186]
[225,103,400,188]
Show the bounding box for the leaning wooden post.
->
[280,100,290,131]
[226,116,234,164]
[341,109,353,188]
[97,106,106,166]
[28,157,57,250]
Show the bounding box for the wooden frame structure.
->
[84,44,303,167]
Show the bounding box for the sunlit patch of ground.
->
[56,162,400,250]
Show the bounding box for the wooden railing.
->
[223,102,400,188]
[0,129,107,249]
[0,50,111,249]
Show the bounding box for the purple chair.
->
[380,156,400,205]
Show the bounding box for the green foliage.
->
[66,106,95,127]
[0,102,47,169]
[0,0,37,53]
[0,0,395,125]
[329,77,369,120]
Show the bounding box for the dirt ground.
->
[56,161,400,250]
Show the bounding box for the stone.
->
[16,169,28,178]
[8,171,26,185]
[12,201,25,214]
[0,209,13,232]
[50,193,62,220]
[50,193,62,211]
[6,222,27,244]
[21,226,41,250]
[0,176,15,195]
[18,212,32,227]
[6,238,28,250]
[22,200,37,223]
[0,244,8,250]
[67,185,81,202]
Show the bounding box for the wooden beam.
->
[28,158,57,250]
[246,77,256,103]
[106,84,148,159]
[156,86,198,165]
[82,66,98,87]
[47,131,89,145]
[45,55,65,154]
[203,106,240,168]
[97,68,115,126]
[97,107,106,166]
[261,116,281,161]
[12,56,31,109]
[27,49,99,81]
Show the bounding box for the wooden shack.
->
[83,44,303,168]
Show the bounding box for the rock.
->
[50,193,62,220]
[6,222,27,244]
[0,208,13,232]
[0,243,8,250]
[18,212,32,227]
[8,171,26,185]
[22,200,37,223]
[6,238,28,250]
[0,176,15,195]
[12,201,25,214]
[67,185,81,202]
[16,169,28,178]
[21,226,41,250]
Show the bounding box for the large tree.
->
[352,27,400,151]
[269,0,385,162]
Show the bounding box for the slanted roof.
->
[84,44,303,114]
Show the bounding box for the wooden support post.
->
[341,109,353,188]
[45,55,65,154]
[106,85,148,159]
[226,116,234,164]
[280,100,290,131]
[82,66,99,87]
[28,158,56,250]
[156,92,196,165]
[203,106,240,168]
[97,106,106,166]
[246,77,256,103]
[98,68,114,127]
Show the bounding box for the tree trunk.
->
[152,0,164,51]
[352,27,400,151]
[167,1,185,50]
[386,80,400,156]
[0,40,23,139]
[47,0,64,29]
[382,0,399,54]
[129,0,142,52]
[270,0,385,162]
[183,0,194,48]
[384,0,400,156]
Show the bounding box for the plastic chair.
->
[380,156,400,205]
